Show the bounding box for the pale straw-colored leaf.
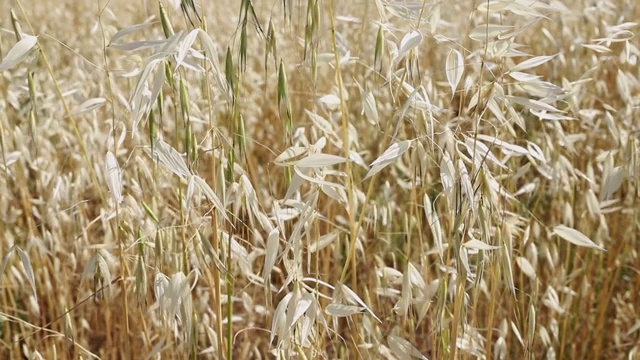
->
[263,228,280,281]
[185,174,197,214]
[509,71,542,82]
[1,245,38,303]
[318,94,341,111]
[530,109,574,121]
[475,134,530,157]
[624,321,640,337]
[189,29,229,99]
[552,225,605,251]
[148,139,191,179]
[510,54,556,72]
[320,184,348,204]
[108,39,169,52]
[463,239,500,251]
[274,146,308,166]
[163,272,194,341]
[340,284,381,322]
[526,141,546,162]
[445,49,464,94]
[0,151,21,171]
[397,266,411,317]
[388,334,429,360]
[144,336,167,360]
[378,266,403,283]
[96,251,112,292]
[506,95,562,113]
[424,194,444,260]
[487,97,507,124]
[175,29,203,71]
[516,256,537,280]
[282,288,302,341]
[440,152,455,201]
[73,98,107,116]
[306,110,334,134]
[199,232,227,273]
[309,231,339,253]
[109,21,155,45]
[104,151,123,204]
[239,174,260,220]
[130,58,165,133]
[464,137,508,170]
[477,0,511,12]
[293,166,345,189]
[459,246,474,280]
[494,337,507,359]
[0,35,38,71]
[349,150,368,169]
[270,292,292,345]
[396,30,423,62]
[585,188,600,218]
[514,181,537,196]
[364,140,412,180]
[501,243,516,297]
[469,24,513,41]
[458,159,476,220]
[284,168,306,200]
[154,272,169,310]
[600,166,624,201]
[295,153,348,168]
[543,286,565,314]
[325,304,365,317]
[289,291,313,328]
[360,86,379,126]
[508,0,552,17]
[581,43,612,53]
[407,262,425,289]
[191,175,230,223]
[1,245,16,289]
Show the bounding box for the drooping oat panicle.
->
[3,0,639,358]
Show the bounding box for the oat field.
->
[0,0,639,359]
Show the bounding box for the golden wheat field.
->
[0,0,639,359]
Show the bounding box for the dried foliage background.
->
[1,0,639,359]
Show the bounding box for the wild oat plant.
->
[0,0,639,359]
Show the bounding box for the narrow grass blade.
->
[552,225,606,251]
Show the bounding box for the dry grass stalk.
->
[0,0,639,359]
